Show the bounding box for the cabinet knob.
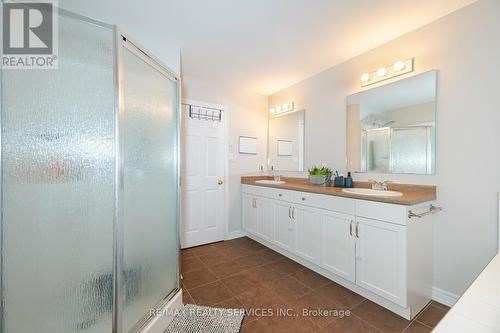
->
[278,193,283,197]
[301,197,306,201]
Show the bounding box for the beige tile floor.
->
[181,237,449,333]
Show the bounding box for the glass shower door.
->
[1,14,115,333]
[120,40,179,332]
[364,128,390,173]
[391,127,432,174]
[1,11,180,333]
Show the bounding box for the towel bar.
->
[408,204,442,219]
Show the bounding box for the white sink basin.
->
[255,180,286,185]
[342,188,403,197]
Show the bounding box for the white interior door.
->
[181,103,226,248]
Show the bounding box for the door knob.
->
[218,179,224,185]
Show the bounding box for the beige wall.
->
[384,102,436,127]
[346,104,361,171]
[269,0,500,296]
[181,75,268,234]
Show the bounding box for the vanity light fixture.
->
[269,101,294,117]
[376,67,387,77]
[360,58,414,87]
[393,60,406,72]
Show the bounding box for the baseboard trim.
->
[246,233,414,319]
[240,231,460,308]
[432,286,459,307]
[225,229,246,240]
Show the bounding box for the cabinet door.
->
[355,217,407,306]
[273,201,294,251]
[322,211,356,283]
[294,205,322,264]
[256,197,273,241]
[242,194,257,234]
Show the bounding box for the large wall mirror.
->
[268,110,305,171]
[347,70,437,175]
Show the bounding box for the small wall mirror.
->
[268,110,305,171]
[347,70,437,174]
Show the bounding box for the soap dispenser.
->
[345,172,353,188]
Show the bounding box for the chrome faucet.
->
[370,180,389,191]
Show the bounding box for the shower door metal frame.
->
[0,4,3,332]
[361,125,433,174]
[114,31,182,333]
[389,126,433,174]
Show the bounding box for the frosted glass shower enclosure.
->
[0,11,180,333]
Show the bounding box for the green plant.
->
[307,165,333,177]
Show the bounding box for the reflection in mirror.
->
[347,70,436,174]
[268,110,305,171]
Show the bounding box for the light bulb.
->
[270,108,275,114]
[276,105,282,112]
[376,67,387,77]
[393,61,405,71]
[361,73,370,82]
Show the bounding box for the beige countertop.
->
[241,176,436,206]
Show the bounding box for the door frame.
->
[180,98,230,246]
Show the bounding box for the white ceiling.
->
[163,0,476,95]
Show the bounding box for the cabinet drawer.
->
[257,187,295,202]
[355,200,407,225]
[242,184,258,195]
[293,191,355,215]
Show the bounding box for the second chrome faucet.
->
[370,180,389,191]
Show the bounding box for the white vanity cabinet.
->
[256,197,273,241]
[323,210,356,283]
[294,204,322,264]
[241,184,434,320]
[273,200,295,251]
[242,193,257,234]
[243,191,274,241]
[355,217,407,306]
